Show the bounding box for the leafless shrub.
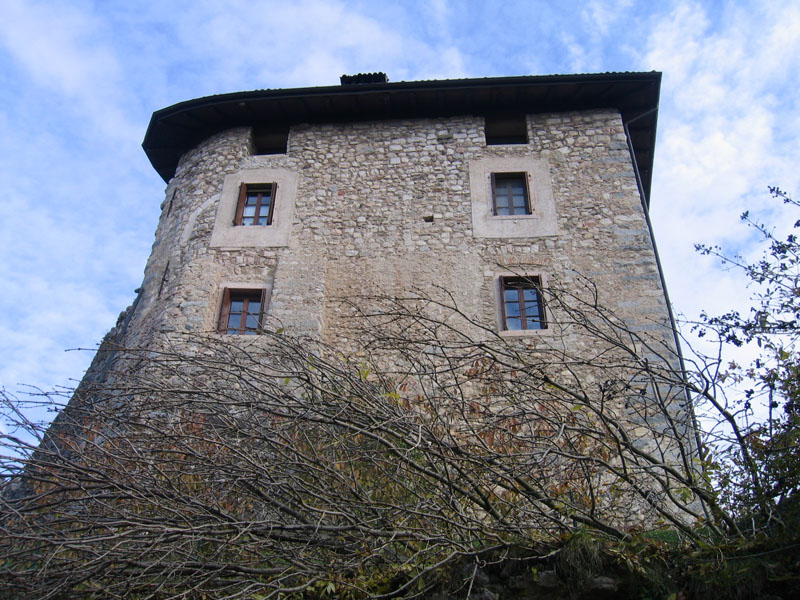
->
[0,279,739,598]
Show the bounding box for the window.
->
[501,277,546,331]
[492,173,531,216]
[235,183,276,226]
[218,289,265,335]
[485,114,527,145]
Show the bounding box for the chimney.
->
[340,72,388,85]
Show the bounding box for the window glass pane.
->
[496,207,510,215]
[504,288,519,301]
[246,194,259,204]
[522,288,539,300]
[248,302,261,313]
[243,205,256,217]
[245,315,259,329]
[257,217,267,225]
[241,217,253,226]
[525,302,541,318]
[506,317,522,330]
[505,301,521,317]
[230,301,243,312]
[526,318,543,329]
[228,314,240,329]
[524,295,540,308]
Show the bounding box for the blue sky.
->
[1,0,799,415]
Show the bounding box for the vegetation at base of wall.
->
[1,188,798,599]
[247,534,800,600]
[423,533,800,600]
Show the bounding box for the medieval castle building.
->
[6,73,703,599]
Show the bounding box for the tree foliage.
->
[696,187,800,528]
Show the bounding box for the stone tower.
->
[115,72,669,353]
[8,73,706,599]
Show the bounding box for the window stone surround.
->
[469,156,558,238]
[210,167,299,248]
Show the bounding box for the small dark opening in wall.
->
[253,126,289,155]
[485,114,528,145]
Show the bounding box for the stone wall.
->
[122,109,670,352]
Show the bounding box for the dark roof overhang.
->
[143,72,661,203]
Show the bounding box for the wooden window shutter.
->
[234,183,247,225]
[258,288,267,328]
[218,288,232,332]
[267,182,277,225]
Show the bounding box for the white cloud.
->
[642,0,800,385]
[162,0,469,89]
[0,0,118,95]
[561,32,592,73]
[428,0,449,29]
[582,0,635,36]
[0,0,139,141]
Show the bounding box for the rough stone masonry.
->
[123,108,668,352]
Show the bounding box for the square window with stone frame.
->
[491,173,531,216]
[234,183,276,226]
[218,289,265,335]
[501,276,546,331]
